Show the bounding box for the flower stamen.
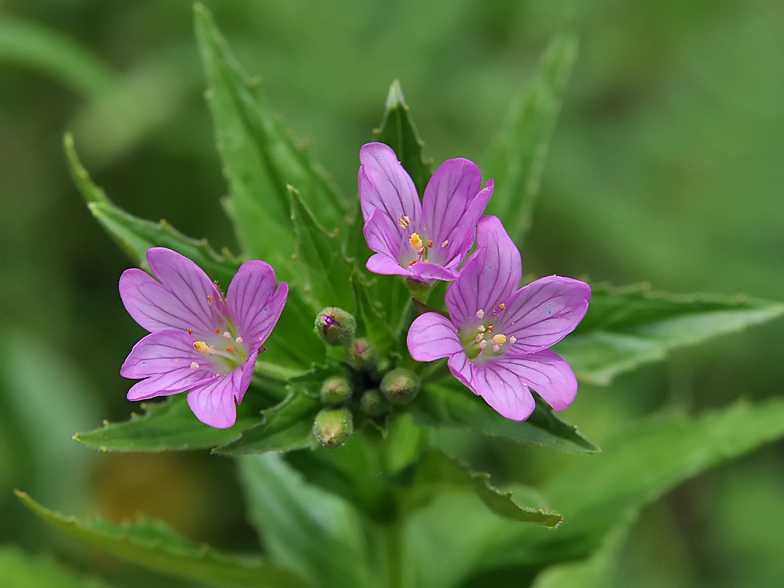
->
[207,295,214,305]
[410,233,424,252]
[476,309,485,319]
[398,215,411,229]
[190,362,200,369]
[492,334,507,345]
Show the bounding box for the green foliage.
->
[216,392,321,456]
[372,80,433,197]
[0,545,115,588]
[239,453,380,588]
[483,29,578,243]
[411,384,598,454]
[406,450,563,527]
[194,3,350,271]
[16,492,311,588]
[288,186,355,313]
[555,283,784,385]
[440,397,784,585]
[73,395,262,453]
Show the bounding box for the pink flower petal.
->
[119,250,226,336]
[366,253,411,277]
[409,261,459,283]
[363,209,402,260]
[447,352,537,421]
[358,143,421,236]
[445,216,521,328]
[407,313,463,361]
[121,330,210,378]
[499,276,591,353]
[227,260,288,347]
[187,369,243,429]
[127,370,210,401]
[421,158,482,251]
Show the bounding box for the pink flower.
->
[119,248,288,428]
[358,142,494,283]
[407,217,591,421]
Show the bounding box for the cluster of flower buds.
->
[311,307,421,449]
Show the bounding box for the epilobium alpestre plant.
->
[16,5,784,588]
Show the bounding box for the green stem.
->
[385,514,404,588]
[419,358,451,384]
[253,360,307,382]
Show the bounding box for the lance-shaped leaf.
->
[411,384,598,454]
[72,395,264,453]
[350,271,397,355]
[66,134,241,287]
[372,80,433,197]
[405,450,563,528]
[15,491,311,588]
[67,134,322,369]
[194,4,350,270]
[483,30,578,243]
[408,397,784,588]
[239,453,381,588]
[215,391,321,455]
[471,397,784,577]
[554,283,784,385]
[288,186,355,313]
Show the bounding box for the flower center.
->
[188,320,248,375]
[459,305,516,363]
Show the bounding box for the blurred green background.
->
[1,1,783,586]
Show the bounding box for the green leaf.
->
[407,450,563,527]
[15,491,311,588]
[411,384,598,454]
[529,524,630,588]
[288,186,355,313]
[194,4,350,269]
[215,391,321,455]
[483,30,578,242]
[350,271,397,355]
[555,283,784,385]
[476,397,784,573]
[73,395,265,453]
[65,134,241,287]
[372,80,433,197]
[408,397,784,587]
[239,453,381,588]
[67,134,322,369]
[0,545,115,588]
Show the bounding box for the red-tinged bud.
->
[315,307,356,346]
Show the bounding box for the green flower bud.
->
[359,389,389,417]
[315,307,356,346]
[313,407,354,449]
[320,376,352,405]
[345,338,378,372]
[380,368,421,404]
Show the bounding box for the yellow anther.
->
[194,341,211,354]
[190,362,200,369]
[398,215,411,229]
[441,240,449,248]
[493,334,507,345]
[207,295,214,305]
[409,233,424,252]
